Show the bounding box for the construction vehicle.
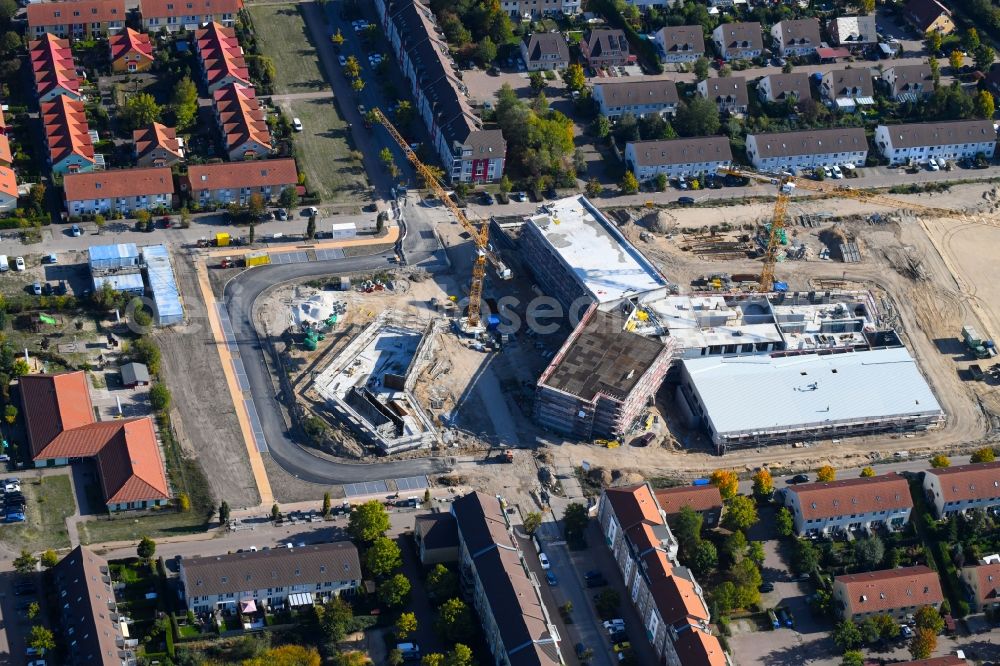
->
[962,325,996,359]
[245,252,270,268]
[499,449,514,463]
[216,232,231,247]
[220,257,235,269]
[595,439,621,449]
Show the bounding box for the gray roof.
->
[522,33,569,64]
[750,127,869,158]
[886,63,932,95]
[715,22,763,51]
[53,546,126,666]
[904,0,951,31]
[700,76,749,106]
[415,512,458,551]
[774,18,821,47]
[760,72,812,100]
[585,29,629,58]
[657,25,705,54]
[878,120,998,148]
[181,542,360,598]
[120,362,150,385]
[596,79,679,108]
[627,137,733,167]
[829,15,877,44]
[823,68,874,96]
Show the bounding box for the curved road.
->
[223,250,451,485]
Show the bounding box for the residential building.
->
[984,63,1000,100]
[697,77,749,114]
[500,0,580,20]
[140,0,242,32]
[0,167,15,213]
[30,34,83,102]
[757,72,813,103]
[890,659,966,666]
[903,0,955,35]
[20,371,170,510]
[195,22,251,93]
[134,122,184,167]
[53,546,136,665]
[452,491,563,665]
[63,167,174,216]
[654,484,724,527]
[624,136,732,182]
[712,22,763,61]
[184,158,297,206]
[883,64,933,101]
[180,542,361,612]
[923,460,1000,518]
[771,18,821,57]
[874,120,997,166]
[746,127,869,171]
[820,68,875,110]
[960,561,1000,612]
[622,0,669,7]
[593,80,679,119]
[0,106,10,169]
[782,473,913,536]
[581,29,632,68]
[41,95,97,175]
[212,83,272,161]
[654,25,705,63]
[520,33,570,71]
[376,0,507,183]
[110,27,154,73]
[28,0,126,40]
[829,15,877,48]
[832,566,944,621]
[414,512,459,564]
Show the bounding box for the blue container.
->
[487,314,501,330]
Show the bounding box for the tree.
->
[910,627,937,660]
[348,500,390,542]
[676,96,721,137]
[344,55,361,79]
[833,619,863,649]
[137,536,156,561]
[966,28,981,51]
[4,404,16,424]
[854,535,885,570]
[817,465,836,482]
[352,77,366,93]
[418,164,446,189]
[426,563,458,602]
[395,612,418,639]
[316,595,353,643]
[26,601,39,620]
[422,655,445,666]
[950,49,964,71]
[436,597,475,642]
[11,358,30,378]
[0,30,20,56]
[394,100,415,127]
[150,383,171,411]
[842,650,865,666]
[593,114,611,139]
[710,469,739,500]
[498,175,512,194]
[974,44,995,72]
[776,507,794,537]
[332,652,371,666]
[620,170,639,194]
[914,605,945,634]
[95,214,107,232]
[389,650,405,666]
[529,71,545,92]
[365,537,402,577]
[929,56,940,86]
[860,466,876,478]
[654,173,668,192]
[723,495,759,532]
[477,36,497,66]
[0,0,15,23]
[331,29,345,49]
[873,613,900,640]
[926,30,943,55]
[248,192,266,220]
[40,549,58,568]
[722,529,748,565]
[28,625,55,655]
[177,492,191,512]
[122,93,161,130]
[674,505,703,555]
[444,644,473,666]
[792,538,820,574]
[693,56,710,81]
[172,76,199,129]
[378,573,411,607]
[380,147,394,170]
[523,511,542,535]
[249,224,256,245]
[322,493,331,517]
[306,214,316,240]
[585,178,603,198]
[971,446,996,463]
[858,617,879,644]
[930,454,950,468]
[752,468,773,499]
[563,502,588,545]
[562,63,586,91]
[594,588,620,618]
[271,503,281,521]
[244,645,322,666]
[691,540,718,577]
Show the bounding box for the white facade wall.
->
[144,12,235,32]
[785,493,912,536]
[624,144,730,181]
[746,135,868,171]
[0,193,15,213]
[923,472,1000,518]
[67,192,171,216]
[874,125,996,165]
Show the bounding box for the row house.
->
[500,0,581,21]
[883,63,933,102]
[63,167,174,216]
[376,0,505,183]
[593,80,679,120]
[27,0,126,40]
[30,34,83,103]
[196,22,251,94]
[0,107,14,213]
[712,22,762,61]
[697,77,748,115]
[581,29,633,68]
[654,484,724,527]
[875,120,997,166]
[624,137,732,183]
[829,15,877,48]
[771,18,821,58]
[832,566,944,621]
[110,27,154,73]
[782,473,913,536]
[0,105,9,169]
[134,122,184,167]
[212,83,271,161]
[452,492,563,665]
[654,25,705,64]
[520,33,570,72]
[41,95,97,175]
[757,72,813,103]
[183,158,298,206]
[820,68,875,111]
[960,561,1000,612]
[923,460,1000,518]
[140,0,242,32]
[903,0,955,35]
[745,127,868,171]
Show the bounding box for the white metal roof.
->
[683,347,943,436]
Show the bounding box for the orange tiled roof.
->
[835,565,943,616]
[927,461,1000,503]
[28,0,126,28]
[30,33,81,98]
[110,27,154,63]
[212,83,271,152]
[0,105,11,166]
[40,95,94,165]
[605,484,664,529]
[64,166,173,202]
[139,0,242,18]
[195,22,250,89]
[654,485,724,516]
[186,158,298,192]
[674,628,728,666]
[788,473,913,521]
[0,167,15,200]
[133,122,182,162]
[96,418,169,503]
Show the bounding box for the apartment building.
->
[746,127,869,171]
[520,33,570,71]
[195,22,251,93]
[697,77,749,114]
[653,484,724,527]
[829,15,877,47]
[27,0,126,40]
[923,460,1000,518]
[960,561,1000,612]
[134,122,184,167]
[581,29,632,68]
[212,83,272,161]
[41,95,97,175]
[140,0,242,32]
[832,566,944,621]
[624,137,732,182]
[452,492,563,665]
[883,64,933,101]
[782,473,913,536]
[0,106,10,169]
[0,167,16,213]
[180,542,361,612]
[712,22,763,61]
[110,27,154,73]
[654,25,705,63]
[903,0,955,35]
[874,120,997,166]
[184,158,297,206]
[500,0,580,20]
[593,80,679,119]
[771,18,821,57]
[30,34,83,102]
[63,167,174,216]
[757,72,813,103]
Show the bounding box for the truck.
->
[245,252,270,268]
[962,325,995,359]
[216,232,231,247]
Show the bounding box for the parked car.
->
[928,159,940,171]
[831,165,843,179]
[603,619,625,634]
[338,55,347,67]
[546,571,558,586]
[630,432,655,447]
[71,224,82,237]
[789,474,810,484]
[5,512,24,523]
[14,256,24,271]
[538,552,550,569]
[44,253,57,264]
[480,192,495,205]
[276,208,288,221]
[292,117,303,132]
[31,282,41,296]
[677,196,695,206]
[759,581,774,593]
[396,643,420,661]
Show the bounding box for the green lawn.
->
[0,473,75,552]
[246,4,328,95]
[79,506,207,545]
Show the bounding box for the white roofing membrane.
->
[684,347,942,436]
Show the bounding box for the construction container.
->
[216,233,230,247]
[245,252,270,268]
[486,314,501,330]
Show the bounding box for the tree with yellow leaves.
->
[710,469,739,500]
[817,465,836,482]
[242,645,321,666]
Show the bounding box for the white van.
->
[0,256,8,272]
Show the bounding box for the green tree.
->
[389,650,405,666]
[218,500,230,524]
[859,617,880,644]
[279,186,299,208]
[12,358,30,378]
[910,627,937,659]
[853,535,885,570]
[177,492,191,512]
[248,192,266,220]
[713,581,738,613]
[271,503,281,521]
[352,77,366,94]
[172,76,199,130]
[914,605,944,634]
[306,214,316,240]
[929,56,940,85]
[693,56,710,81]
[316,595,353,643]
[817,465,836,482]
[966,27,981,51]
[365,537,402,577]
[380,147,394,170]
[14,550,37,574]
[529,71,545,92]
[395,100,415,127]
[747,540,766,565]
[674,505,704,556]
[426,563,458,602]
[28,625,55,655]
[776,507,794,536]
[436,597,475,643]
[348,500,391,542]
[137,536,156,560]
[122,93,162,131]
[950,49,964,71]
[833,619,863,650]
[930,454,950,468]
[926,30,943,54]
[722,529,748,565]
[249,224,256,245]
[593,114,611,139]
[26,601,39,620]
[620,170,639,194]
[523,511,542,535]
[395,611,418,639]
[654,173,668,191]
[675,96,720,137]
[477,36,497,66]
[344,55,361,79]
[40,549,58,568]
[562,63,586,91]
[860,466,876,477]
[594,589,620,619]
[841,650,865,666]
[422,655,445,666]
[498,175,512,194]
[28,183,46,214]
[723,495,759,532]
[322,492,331,517]
[974,44,996,72]
[0,0,16,24]
[971,446,996,463]
[586,178,603,198]
[444,644,473,666]
[150,383,171,411]
[0,30,19,56]
[752,468,773,498]
[690,540,718,577]
[378,573,411,607]
[710,469,739,500]
[4,404,16,424]
[563,502,588,545]
[792,538,820,574]
[873,614,900,640]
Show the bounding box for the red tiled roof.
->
[0,106,12,166]
[28,0,126,27]
[643,550,709,625]
[20,372,95,458]
[964,562,1000,605]
[788,473,912,521]
[96,418,169,503]
[186,158,298,192]
[110,27,153,63]
[196,22,250,89]
[40,95,94,166]
[892,658,966,666]
[835,566,943,616]
[212,83,270,152]
[64,166,174,202]
[654,485,724,516]
[139,0,243,18]
[673,628,728,666]
[0,167,15,200]
[134,123,182,162]
[30,34,81,98]
[605,484,664,529]
[926,461,1000,503]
